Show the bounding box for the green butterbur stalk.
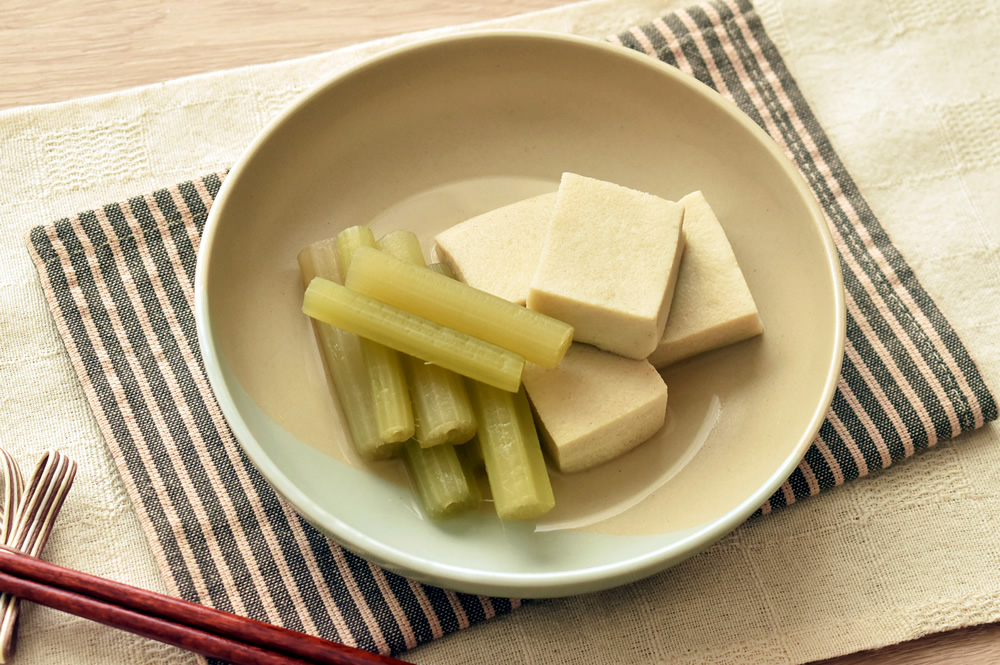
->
[465,380,555,521]
[374,230,426,266]
[296,240,398,460]
[334,225,377,276]
[345,246,573,368]
[401,440,481,519]
[303,278,524,392]
[376,232,477,447]
[335,227,414,444]
[406,360,477,447]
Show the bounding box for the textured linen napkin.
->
[19,0,998,661]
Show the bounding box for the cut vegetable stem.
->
[376,230,427,266]
[345,246,573,368]
[403,358,477,447]
[402,441,481,519]
[303,277,524,392]
[377,232,478,447]
[359,341,413,443]
[296,242,399,460]
[465,381,554,520]
[335,225,377,276]
[334,227,414,444]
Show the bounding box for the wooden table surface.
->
[2,1,997,663]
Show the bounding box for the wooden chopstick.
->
[0,547,410,665]
[0,567,311,665]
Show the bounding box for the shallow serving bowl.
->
[195,31,845,598]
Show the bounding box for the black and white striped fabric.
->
[25,0,996,659]
[610,0,994,513]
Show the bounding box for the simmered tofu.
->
[522,344,668,473]
[649,191,762,367]
[433,192,557,305]
[527,173,685,359]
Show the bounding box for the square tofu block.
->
[433,192,557,305]
[527,173,685,359]
[522,344,668,473]
[648,191,763,368]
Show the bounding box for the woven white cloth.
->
[0,0,997,663]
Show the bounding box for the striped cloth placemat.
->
[611,0,995,512]
[23,0,997,659]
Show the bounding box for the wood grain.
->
[1,1,996,663]
[814,624,1000,665]
[0,0,567,110]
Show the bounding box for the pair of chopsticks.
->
[0,546,410,665]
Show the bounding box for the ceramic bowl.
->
[195,31,845,598]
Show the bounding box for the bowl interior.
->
[197,32,843,597]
